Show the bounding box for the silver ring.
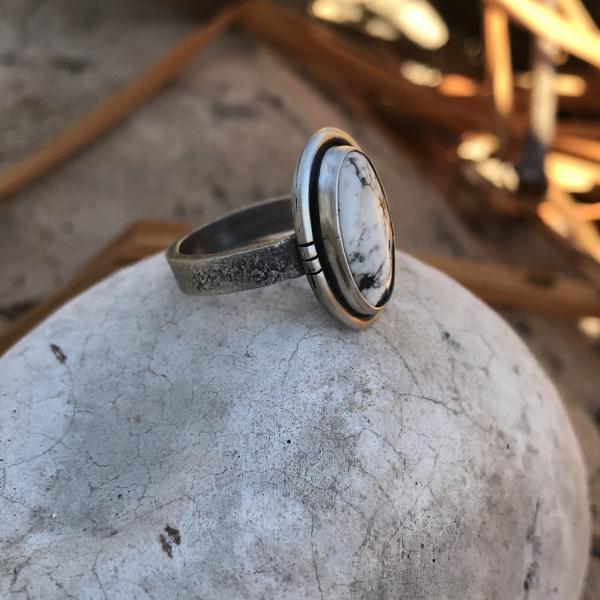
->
[166,127,395,329]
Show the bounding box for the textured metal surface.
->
[167,197,304,295]
[168,234,303,295]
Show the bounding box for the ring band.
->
[167,127,395,329]
[167,197,303,295]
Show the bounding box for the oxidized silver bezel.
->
[292,128,395,329]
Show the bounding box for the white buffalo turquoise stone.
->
[337,151,394,306]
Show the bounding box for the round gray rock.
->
[0,252,590,599]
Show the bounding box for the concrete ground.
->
[0,0,598,596]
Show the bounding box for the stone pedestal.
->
[0,252,590,599]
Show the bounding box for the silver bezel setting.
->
[292,128,395,329]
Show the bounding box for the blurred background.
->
[0,0,599,594]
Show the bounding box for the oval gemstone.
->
[337,151,394,306]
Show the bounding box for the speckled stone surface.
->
[0,252,589,599]
[338,151,393,306]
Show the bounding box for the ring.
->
[166,127,395,328]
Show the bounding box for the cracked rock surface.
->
[0,251,590,599]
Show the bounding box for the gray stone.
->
[0,251,590,599]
